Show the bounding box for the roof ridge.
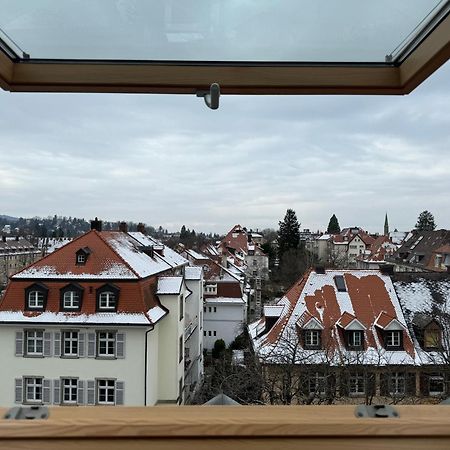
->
[11,229,95,278]
[95,231,141,279]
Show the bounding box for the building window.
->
[304,330,321,349]
[98,292,116,310]
[63,291,80,309]
[429,374,445,396]
[179,295,184,321]
[97,332,115,357]
[389,372,405,395]
[208,331,211,336]
[385,331,402,349]
[203,331,206,337]
[77,254,86,264]
[347,331,364,350]
[424,328,440,349]
[179,335,183,363]
[26,330,44,356]
[203,306,206,313]
[349,373,365,395]
[213,331,217,336]
[308,373,326,395]
[97,379,115,405]
[62,378,78,404]
[213,307,217,313]
[25,377,43,403]
[28,291,44,309]
[63,331,78,357]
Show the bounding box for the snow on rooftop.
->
[0,311,151,325]
[157,276,183,295]
[186,249,207,260]
[263,305,284,317]
[14,263,137,280]
[105,233,171,278]
[147,305,167,323]
[185,266,203,280]
[205,297,245,304]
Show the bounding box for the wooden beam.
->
[8,62,401,95]
[1,405,450,450]
[0,50,13,90]
[400,11,450,93]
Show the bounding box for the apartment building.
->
[0,221,203,407]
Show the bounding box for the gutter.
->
[144,325,155,406]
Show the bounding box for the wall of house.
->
[203,302,246,349]
[0,325,152,407]
[157,291,185,404]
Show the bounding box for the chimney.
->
[137,223,146,234]
[315,266,326,274]
[90,217,103,232]
[379,264,394,276]
[119,222,128,233]
[141,245,154,258]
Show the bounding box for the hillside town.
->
[0,209,449,406]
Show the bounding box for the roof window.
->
[334,275,347,292]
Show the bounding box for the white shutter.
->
[87,380,96,405]
[43,379,51,404]
[43,332,52,357]
[77,380,85,405]
[53,379,60,404]
[14,378,23,404]
[116,333,125,358]
[87,333,96,358]
[15,331,24,356]
[116,381,124,405]
[78,332,86,357]
[54,332,61,357]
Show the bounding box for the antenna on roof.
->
[196,83,220,110]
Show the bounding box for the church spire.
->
[384,213,389,236]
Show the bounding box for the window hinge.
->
[196,83,220,110]
[355,404,399,418]
[4,406,49,420]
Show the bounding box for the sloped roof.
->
[157,276,183,295]
[250,269,415,365]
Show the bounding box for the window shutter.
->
[78,380,85,405]
[87,333,96,357]
[53,379,60,405]
[54,332,61,357]
[43,332,52,357]
[87,380,95,405]
[116,381,124,405]
[14,378,23,404]
[15,331,24,356]
[43,379,51,404]
[78,332,86,357]
[116,333,125,358]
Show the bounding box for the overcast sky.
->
[1,61,450,235]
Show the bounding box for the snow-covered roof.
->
[204,297,245,304]
[250,269,416,366]
[157,276,183,295]
[185,266,203,280]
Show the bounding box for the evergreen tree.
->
[415,210,436,231]
[327,214,340,234]
[277,209,300,256]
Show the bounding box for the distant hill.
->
[0,215,19,222]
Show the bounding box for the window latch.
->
[196,83,220,110]
[355,404,399,418]
[4,406,49,420]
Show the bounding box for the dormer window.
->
[60,283,83,311]
[304,330,321,349]
[96,284,119,312]
[75,247,91,266]
[347,331,364,350]
[28,291,44,309]
[424,325,441,350]
[334,275,346,292]
[25,283,48,311]
[385,330,403,350]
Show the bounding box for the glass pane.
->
[0,0,447,62]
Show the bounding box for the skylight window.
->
[334,275,347,292]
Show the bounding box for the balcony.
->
[184,314,198,342]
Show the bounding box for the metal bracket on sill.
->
[4,406,49,420]
[355,404,399,418]
[196,83,220,110]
